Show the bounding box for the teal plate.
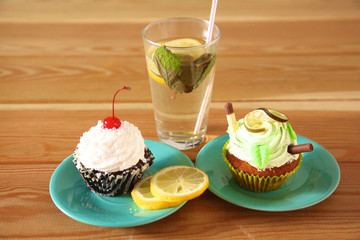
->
[50,139,194,227]
[196,134,340,211]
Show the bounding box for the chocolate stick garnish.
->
[224,102,234,115]
[224,103,238,134]
[288,143,314,154]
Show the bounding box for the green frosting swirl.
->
[227,114,298,170]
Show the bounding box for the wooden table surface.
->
[1,0,360,239]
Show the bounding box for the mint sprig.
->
[154,46,185,93]
[153,45,216,94]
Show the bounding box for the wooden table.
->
[1,0,360,239]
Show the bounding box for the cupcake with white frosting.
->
[73,120,154,196]
[72,86,155,196]
[223,105,313,192]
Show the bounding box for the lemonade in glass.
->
[143,18,220,150]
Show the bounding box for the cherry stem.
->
[112,86,131,118]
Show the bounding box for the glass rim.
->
[142,17,221,50]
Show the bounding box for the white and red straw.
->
[206,0,218,48]
[193,0,218,134]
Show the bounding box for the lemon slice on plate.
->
[131,176,183,210]
[150,166,209,203]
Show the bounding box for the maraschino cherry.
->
[103,86,131,129]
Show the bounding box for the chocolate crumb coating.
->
[73,147,155,196]
[226,150,300,178]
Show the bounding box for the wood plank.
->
[2,55,359,103]
[0,109,359,164]
[0,0,359,23]
[2,100,360,111]
[1,53,359,103]
[1,20,359,103]
[2,20,360,57]
[0,162,359,239]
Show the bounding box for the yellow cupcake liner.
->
[222,141,303,192]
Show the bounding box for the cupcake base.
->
[73,147,155,196]
[223,141,302,192]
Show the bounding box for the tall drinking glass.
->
[142,18,220,150]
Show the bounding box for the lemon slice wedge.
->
[244,109,274,133]
[257,108,289,122]
[131,176,184,210]
[147,68,166,85]
[150,166,209,203]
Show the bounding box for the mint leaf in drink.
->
[153,45,216,94]
[154,45,181,72]
[177,54,196,93]
[154,46,185,94]
[177,53,216,93]
[193,53,216,89]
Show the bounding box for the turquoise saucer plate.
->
[196,134,340,211]
[49,139,194,227]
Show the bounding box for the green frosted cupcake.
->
[223,106,312,192]
[223,141,303,192]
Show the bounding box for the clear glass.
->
[143,18,220,150]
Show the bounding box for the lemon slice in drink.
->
[164,38,202,47]
[150,166,209,203]
[147,66,166,85]
[164,38,205,59]
[131,176,184,210]
[244,109,274,133]
[146,53,166,85]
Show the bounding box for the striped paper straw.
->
[193,0,218,134]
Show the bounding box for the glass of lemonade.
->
[142,18,220,150]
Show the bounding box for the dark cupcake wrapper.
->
[73,147,155,196]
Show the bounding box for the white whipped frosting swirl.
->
[227,118,298,170]
[74,120,146,172]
